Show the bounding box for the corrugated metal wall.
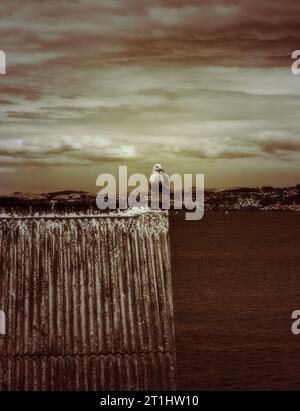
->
[0,212,176,390]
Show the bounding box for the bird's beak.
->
[160,168,165,172]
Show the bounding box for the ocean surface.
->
[170,211,300,390]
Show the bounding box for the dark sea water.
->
[170,211,300,390]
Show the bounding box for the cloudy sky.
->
[0,0,300,193]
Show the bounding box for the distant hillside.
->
[0,185,299,212]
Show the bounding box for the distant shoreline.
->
[0,185,299,212]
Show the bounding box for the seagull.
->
[149,163,169,190]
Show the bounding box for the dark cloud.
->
[1,0,300,69]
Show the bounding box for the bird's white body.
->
[149,171,168,186]
[149,164,169,189]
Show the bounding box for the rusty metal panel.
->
[0,353,176,391]
[0,212,176,390]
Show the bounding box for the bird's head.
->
[153,163,164,173]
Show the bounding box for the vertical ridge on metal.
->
[0,211,176,390]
